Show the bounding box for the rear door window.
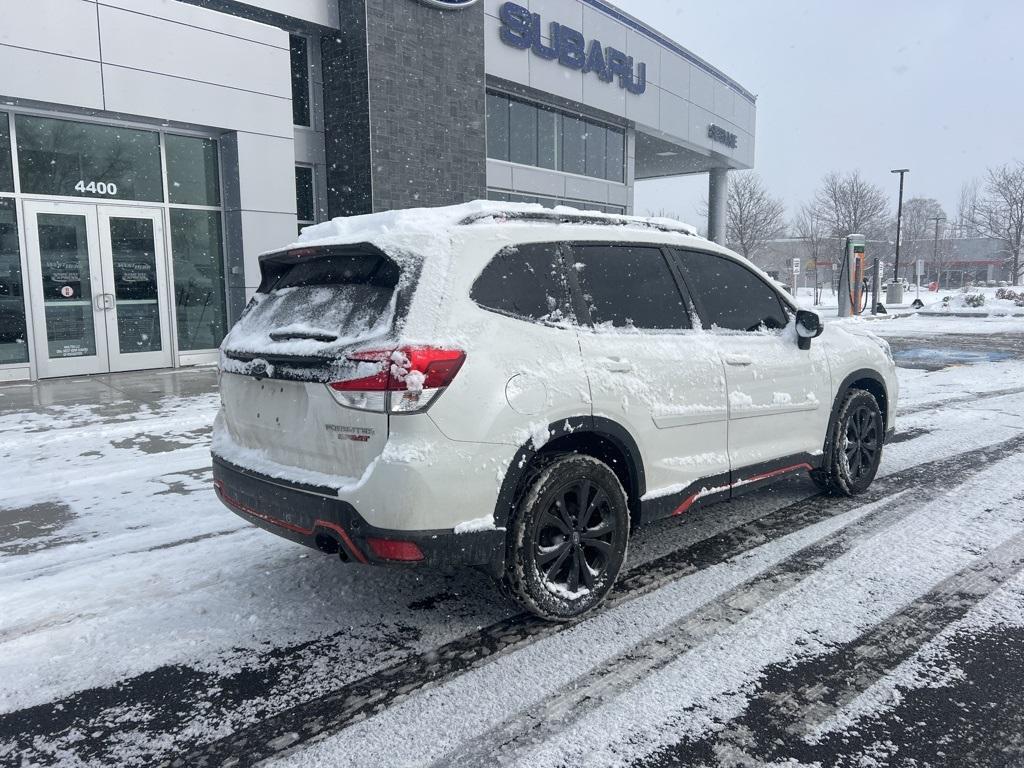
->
[674,250,789,332]
[471,242,573,323]
[571,244,690,330]
[224,249,403,356]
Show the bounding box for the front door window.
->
[37,213,98,360]
[108,217,162,354]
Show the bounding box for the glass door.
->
[23,201,108,377]
[96,206,172,373]
[23,201,173,377]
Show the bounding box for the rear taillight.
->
[327,345,465,413]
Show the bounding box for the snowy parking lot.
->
[2,316,1024,767]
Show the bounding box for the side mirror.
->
[795,310,823,350]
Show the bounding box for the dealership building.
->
[0,0,756,381]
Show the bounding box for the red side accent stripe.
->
[214,480,369,564]
[671,462,814,517]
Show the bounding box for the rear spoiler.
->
[255,242,395,293]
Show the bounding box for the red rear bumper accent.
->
[214,479,369,563]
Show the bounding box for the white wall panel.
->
[625,87,658,130]
[0,0,100,59]
[484,13,531,84]
[102,65,293,138]
[626,29,660,87]
[511,165,567,197]
[234,133,297,214]
[98,6,290,98]
[234,0,339,28]
[0,45,104,109]
[486,160,514,189]
[659,53,689,100]
[659,90,689,142]
[97,0,285,47]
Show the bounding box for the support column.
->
[708,167,729,244]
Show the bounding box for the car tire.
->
[813,389,885,496]
[502,454,630,621]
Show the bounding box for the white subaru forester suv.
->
[212,202,897,620]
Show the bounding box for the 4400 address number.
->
[74,180,119,196]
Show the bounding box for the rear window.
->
[470,243,572,323]
[223,249,403,357]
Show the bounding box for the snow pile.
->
[453,516,501,534]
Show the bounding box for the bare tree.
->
[811,170,890,241]
[720,172,787,260]
[793,204,833,301]
[969,162,1024,284]
[897,198,947,279]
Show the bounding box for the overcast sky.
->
[617,1,1024,231]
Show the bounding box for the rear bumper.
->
[212,455,506,574]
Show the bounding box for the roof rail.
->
[458,209,700,237]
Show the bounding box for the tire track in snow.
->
[430,461,1024,767]
[636,527,1024,768]
[169,432,1024,768]
[898,384,1024,416]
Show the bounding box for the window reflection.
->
[485,92,625,183]
[171,209,227,351]
[0,199,27,364]
[15,115,163,202]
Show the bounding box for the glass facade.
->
[290,35,311,127]
[0,200,27,364]
[170,209,227,351]
[0,113,12,193]
[486,189,626,215]
[166,135,221,207]
[295,165,315,233]
[486,92,626,183]
[15,115,164,202]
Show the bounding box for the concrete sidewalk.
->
[0,365,219,417]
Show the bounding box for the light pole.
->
[929,215,945,289]
[891,169,910,283]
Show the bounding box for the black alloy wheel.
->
[503,454,630,620]
[535,478,616,596]
[843,403,881,483]
[812,389,885,496]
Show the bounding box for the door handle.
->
[598,357,633,373]
[724,354,753,366]
[94,294,106,312]
[103,293,115,310]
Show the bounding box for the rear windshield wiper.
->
[268,330,339,343]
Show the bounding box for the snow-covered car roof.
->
[266,200,701,261]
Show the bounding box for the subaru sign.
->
[498,2,647,95]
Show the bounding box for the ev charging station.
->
[837,234,867,318]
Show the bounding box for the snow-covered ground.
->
[2,322,1024,767]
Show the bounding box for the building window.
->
[170,209,227,351]
[486,93,510,162]
[486,189,625,215]
[290,34,311,127]
[0,199,27,364]
[295,165,315,234]
[509,100,538,167]
[15,115,164,202]
[485,92,625,183]
[165,135,221,207]
[0,113,12,193]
